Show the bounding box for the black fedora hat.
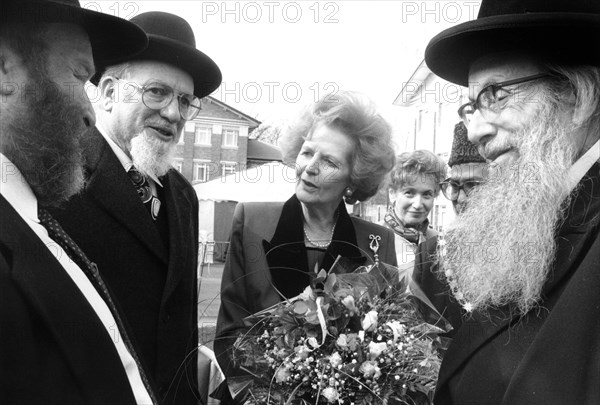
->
[93,11,222,99]
[425,0,600,86]
[2,0,148,67]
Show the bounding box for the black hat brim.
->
[90,34,223,99]
[425,13,600,86]
[4,1,148,67]
[135,34,222,99]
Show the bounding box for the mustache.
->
[478,140,514,162]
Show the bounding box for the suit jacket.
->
[214,195,398,381]
[434,164,600,404]
[0,197,138,404]
[51,129,200,404]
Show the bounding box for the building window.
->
[221,162,237,177]
[174,160,183,173]
[222,127,239,147]
[193,162,209,182]
[195,125,212,145]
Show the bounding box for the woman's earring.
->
[344,187,357,205]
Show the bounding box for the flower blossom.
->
[274,366,291,383]
[298,285,314,301]
[329,352,342,368]
[385,320,406,343]
[362,310,378,331]
[368,341,388,359]
[336,334,348,348]
[294,345,310,360]
[306,337,319,348]
[341,295,357,313]
[359,360,382,379]
[321,387,339,403]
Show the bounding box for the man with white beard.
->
[51,11,222,404]
[424,0,600,403]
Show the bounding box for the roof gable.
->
[197,96,261,129]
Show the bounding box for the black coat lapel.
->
[82,130,168,264]
[0,197,137,403]
[263,195,367,299]
[263,196,308,298]
[323,205,367,272]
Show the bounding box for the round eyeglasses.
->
[115,77,202,121]
[440,180,483,202]
[457,73,551,127]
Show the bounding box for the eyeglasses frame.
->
[113,77,202,121]
[457,73,551,126]
[440,179,484,202]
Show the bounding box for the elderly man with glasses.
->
[424,0,600,404]
[51,11,222,404]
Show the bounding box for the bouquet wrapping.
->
[228,257,451,405]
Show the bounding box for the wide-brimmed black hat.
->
[425,0,600,86]
[93,11,222,99]
[2,0,148,67]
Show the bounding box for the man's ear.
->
[97,76,118,112]
[0,41,22,97]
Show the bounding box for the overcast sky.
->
[84,1,480,140]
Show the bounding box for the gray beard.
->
[439,105,576,316]
[130,130,177,178]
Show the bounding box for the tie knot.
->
[128,166,146,185]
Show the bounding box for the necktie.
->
[127,166,161,221]
[37,207,157,404]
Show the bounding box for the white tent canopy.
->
[193,162,297,203]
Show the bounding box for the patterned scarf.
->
[383,205,429,245]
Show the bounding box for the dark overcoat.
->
[413,236,465,336]
[0,197,139,404]
[434,164,600,404]
[214,195,398,381]
[51,128,200,404]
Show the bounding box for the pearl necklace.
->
[303,211,339,249]
[437,234,474,313]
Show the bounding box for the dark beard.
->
[1,76,90,208]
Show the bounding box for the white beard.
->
[130,130,177,178]
[439,102,577,316]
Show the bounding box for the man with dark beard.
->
[424,0,600,404]
[0,0,150,403]
[50,11,222,404]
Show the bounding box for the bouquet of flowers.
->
[228,257,451,405]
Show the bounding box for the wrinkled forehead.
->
[450,163,488,183]
[126,60,194,95]
[467,52,544,96]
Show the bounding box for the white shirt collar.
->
[567,138,600,191]
[95,123,163,187]
[0,153,39,224]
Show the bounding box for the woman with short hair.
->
[214,91,398,402]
